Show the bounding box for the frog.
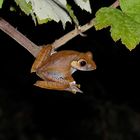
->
[31,44,96,94]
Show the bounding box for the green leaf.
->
[0,0,4,8]
[14,0,32,15]
[95,7,140,51]
[120,0,140,23]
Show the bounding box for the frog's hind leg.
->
[34,80,83,94]
[34,80,69,91]
[31,45,52,73]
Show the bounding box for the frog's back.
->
[46,50,82,68]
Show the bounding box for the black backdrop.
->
[0,0,140,140]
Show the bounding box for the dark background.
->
[0,0,140,140]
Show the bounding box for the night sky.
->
[0,0,140,140]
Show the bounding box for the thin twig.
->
[0,0,119,57]
[51,0,119,49]
[111,0,119,8]
[52,19,95,50]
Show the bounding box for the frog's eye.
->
[78,59,87,67]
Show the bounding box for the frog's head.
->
[71,51,96,71]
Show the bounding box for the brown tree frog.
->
[31,45,96,94]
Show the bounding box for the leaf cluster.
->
[94,0,140,50]
[8,0,91,28]
[1,0,140,50]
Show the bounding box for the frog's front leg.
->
[65,76,82,93]
[31,45,54,73]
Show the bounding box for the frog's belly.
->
[36,70,66,82]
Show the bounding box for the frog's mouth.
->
[87,64,97,71]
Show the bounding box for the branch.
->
[52,0,119,49]
[0,0,119,57]
[0,18,40,57]
[111,0,119,8]
[52,20,95,50]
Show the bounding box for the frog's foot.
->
[70,81,80,88]
[65,85,83,94]
[71,86,83,94]
[65,81,83,94]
